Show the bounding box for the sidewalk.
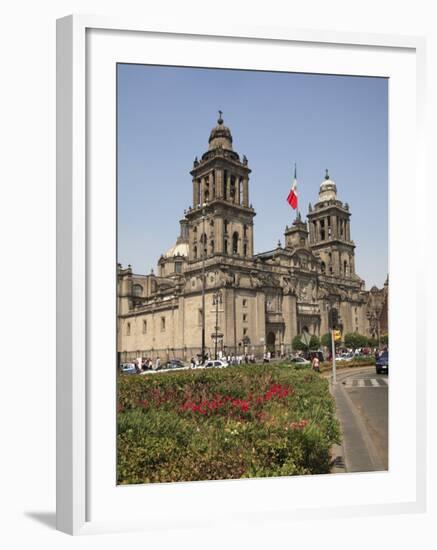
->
[327,367,385,473]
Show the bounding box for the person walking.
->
[311,354,320,373]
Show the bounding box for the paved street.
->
[330,367,388,473]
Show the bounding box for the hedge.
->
[117,364,341,484]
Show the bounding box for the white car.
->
[289,356,310,365]
[204,359,229,369]
[336,353,354,362]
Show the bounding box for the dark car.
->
[376,350,389,374]
[165,360,186,370]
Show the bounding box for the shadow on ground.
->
[25,511,56,530]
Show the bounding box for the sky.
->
[117,64,388,289]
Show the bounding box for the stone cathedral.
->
[117,114,388,360]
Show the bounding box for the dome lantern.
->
[208,111,233,151]
[318,168,337,201]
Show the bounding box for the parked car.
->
[288,356,311,367]
[120,363,137,375]
[336,353,354,362]
[204,359,229,369]
[376,350,389,374]
[165,359,187,370]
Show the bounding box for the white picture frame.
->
[56,14,427,535]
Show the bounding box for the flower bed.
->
[117,364,341,484]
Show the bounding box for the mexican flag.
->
[287,165,298,209]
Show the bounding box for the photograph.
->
[116,64,389,485]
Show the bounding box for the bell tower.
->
[307,170,356,278]
[185,112,256,262]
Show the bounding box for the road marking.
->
[344,378,389,388]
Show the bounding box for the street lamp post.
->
[212,289,222,360]
[201,204,206,364]
[328,303,338,385]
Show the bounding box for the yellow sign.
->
[333,330,342,341]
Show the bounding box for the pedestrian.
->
[190,357,195,369]
[155,357,160,371]
[311,354,320,373]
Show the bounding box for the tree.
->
[321,333,331,348]
[292,335,307,351]
[344,332,367,349]
[380,333,388,346]
[309,335,320,350]
[367,337,378,347]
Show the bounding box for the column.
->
[243,177,249,206]
[216,169,224,199]
[226,175,231,203]
[346,221,351,241]
[255,291,266,357]
[248,225,254,257]
[215,218,223,253]
[283,294,298,350]
[333,215,338,238]
[192,179,199,208]
[198,177,204,206]
[211,171,216,200]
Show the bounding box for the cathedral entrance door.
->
[267,331,276,355]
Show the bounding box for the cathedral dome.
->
[318,169,337,201]
[163,242,189,259]
[208,111,233,151]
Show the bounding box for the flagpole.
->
[294,163,299,221]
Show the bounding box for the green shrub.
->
[344,333,368,349]
[117,364,341,484]
[309,335,320,350]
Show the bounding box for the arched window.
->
[321,261,326,274]
[239,178,243,204]
[224,239,228,255]
[204,179,210,202]
[210,240,215,254]
[232,232,239,255]
[243,244,247,257]
[132,284,143,296]
[193,246,197,260]
[175,262,182,273]
[230,177,236,202]
[344,260,348,276]
[243,224,248,237]
[200,233,207,256]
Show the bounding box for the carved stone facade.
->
[118,115,388,359]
